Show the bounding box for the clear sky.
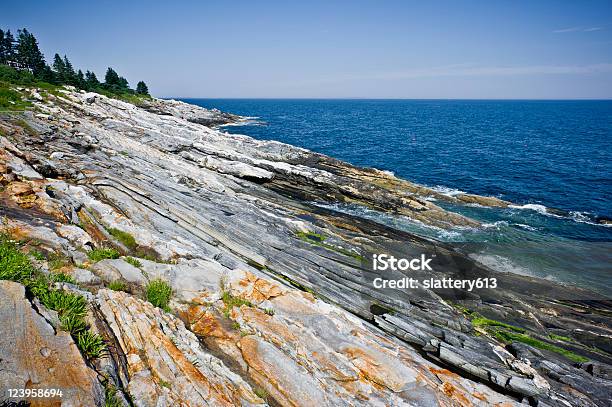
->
[3,0,612,98]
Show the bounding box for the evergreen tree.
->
[118,76,129,90]
[75,69,86,89]
[3,30,16,64]
[0,29,5,64]
[52,53,65,79]
[16,28,46,74]
[62,55,76,85]
[39,64,56,83]
[136,81,149,95]
[104,67,120,87]
[85,70,100,89]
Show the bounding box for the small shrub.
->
[124,256,142,268]
[146,279,172,311]
[88,248,120,262]
[108,280,128,292]
[264,308,275,316]
[231,321,240,330]
[76,331,106,359]
[107,228,137,250]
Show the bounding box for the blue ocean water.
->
[181,99,612,295]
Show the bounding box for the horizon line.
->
[163,96,612,101]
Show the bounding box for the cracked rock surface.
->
[0,87,610,406]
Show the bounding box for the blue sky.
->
[3,0,612,98]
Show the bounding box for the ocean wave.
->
[430,185,465,197]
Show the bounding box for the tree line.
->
[0,28,149,96]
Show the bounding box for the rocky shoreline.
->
[0,87,610,406]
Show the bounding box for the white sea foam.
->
[481,221,509,229]
[469,253,534,277]
[430,185,465,197]
[508,203,549,214]
[514,223,538,231]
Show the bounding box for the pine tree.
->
[0,29,5,64]
[52,53,65,79]
[104,67,120,87]
[85,70,100,89]
[3,30,16,64]
[75,69,86,89]
[16,28,46,74]
[136,81,149,95]
[118,76,129,90]
[62,55,76,85]
[39,64,56,83]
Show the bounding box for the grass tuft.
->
[50,272,76,284]
[146,279,172,311]
[0,235,36,281]
[221,291,253,318]
[76,331,107,359]
[88,248,120,262]
[108,280,129,292]
[124,256,142,268]
[107,228,137,250]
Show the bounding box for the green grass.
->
[88,248,120,262]
[75,331,107,359]
[0,236,36,281]
[40,290,87,319]
[49,272,76,284]
[264,308,275,316]
[124,256,142,268]
[159,380,171,389]
[0,82,31,112]
[1,232,106,361]
[145,279,172,311]
[494,331,588,363]
[104,383,122,407]
[30,250,46,261]
[221,291,253,318]
[108,280,129,292]
[107,228,137,251]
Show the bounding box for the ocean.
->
[180,99,612,295]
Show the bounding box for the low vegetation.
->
[88,247,120,262]
[107,228,137,251]
[124,256,142,268]
[145,279,172,311]
[108,280,129,292]
[221,290,253,318]
[0,234,106,361]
